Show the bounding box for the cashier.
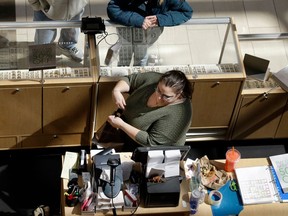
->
[107,70,192,151]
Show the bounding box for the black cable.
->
[96,31,109,45]
[129,200,140,216]
[111,184,117,216]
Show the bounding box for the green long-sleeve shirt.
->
[121,72,192,147]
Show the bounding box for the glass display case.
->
[0,17,248,149]
[96,17,244,79]
[0,21,94,79]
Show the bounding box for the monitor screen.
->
[131,145,191,165]
[243,53,270,81]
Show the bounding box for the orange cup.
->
[225,148,241,172]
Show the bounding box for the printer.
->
[131,147,186,208]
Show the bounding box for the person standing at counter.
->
[28,0,88,62]
[106,0,193,66]
[106,70,193,151]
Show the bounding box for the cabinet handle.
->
[12,88,20,94]
[62,86,70,93]
[263,92,268,99]
[53,135,58,138]
[212,81,221,88]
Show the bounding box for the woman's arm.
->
[107,0,145,27]
[112,80,130,110]
[157,0,193,26]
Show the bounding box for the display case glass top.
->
[0,21,92,81]
[97,17,245,79]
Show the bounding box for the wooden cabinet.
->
[0,137,18,149]
[0,82,93,149]
[43,84,92,134]
[191,80,242,128]
[0,86,42,135]
[275,102,288,138]
[231,90,288,140]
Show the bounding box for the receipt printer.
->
[142,176,180,207]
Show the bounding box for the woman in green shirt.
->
[107,70,192,151]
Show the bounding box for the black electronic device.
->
[102,158,122,198]
[131,146,190,207]
[81,16,105,34]
[92,154,123,198]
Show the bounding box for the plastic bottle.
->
[190,189,201,215]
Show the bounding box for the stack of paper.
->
[145,150,164,178]
[96,187,124,210]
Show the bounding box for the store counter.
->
[61,154,288,216]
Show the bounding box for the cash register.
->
[131,146,190,207]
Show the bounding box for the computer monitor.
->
[131,145,191,165]
[243,53,270,81]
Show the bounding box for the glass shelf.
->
[0,17,244,80]
[97,17,244,77]
[0,21,91,80]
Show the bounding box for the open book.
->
[235,166,279,205]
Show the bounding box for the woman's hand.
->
[142,15,158,30]
[107,115,140,142]
[112,89,126,110]
[107,115,124,129]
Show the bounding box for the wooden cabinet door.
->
[275,102,288,138]
[43,85,92,134]
[95,82,117,131]
[191,81,241,128]
[232,93,288,139]
[21,134,83,148]
[0,86,41,135]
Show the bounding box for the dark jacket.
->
[107,0,193,28]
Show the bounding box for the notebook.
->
[235,165,279,205]
[270,166,288,202]
[269,153,288,193]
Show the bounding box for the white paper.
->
[61,151,79,179]
[164,150,181,177]
[164,161,180,177]
[145,150,164,178]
